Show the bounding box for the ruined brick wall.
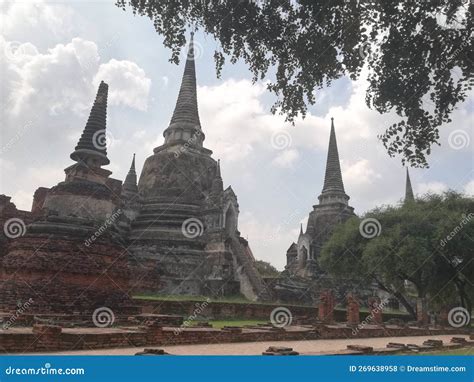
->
[0,234,131,312]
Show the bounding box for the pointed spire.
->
[405,167,415,203]
[130,153,136,173]
[122,153,138,196]
[71,81,110,166]
[300,223,304,235]
[318,118,349,205]
[211,159,223,195]
[322,118,345,193]
[163,33,204,149]
[216,159,221,178]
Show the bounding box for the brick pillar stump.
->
[346,293,360,326]
[144,321,164,345]
[368,297,383,325]
[318,290,335,323]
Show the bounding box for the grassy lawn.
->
[192,319,269,329]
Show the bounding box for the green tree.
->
[320,192,474,318]
[117,0,472,167]
[254,260,280,277]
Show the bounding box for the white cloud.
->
[463,180,474,196]
[0,34,151,210]
[272,149,300,168]
[1,0,78,43]
[416,181,449,195]
[342,159,381,187]
[94,59,151,111]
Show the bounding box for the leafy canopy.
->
[320,192,474,311]
[117,0,473,167]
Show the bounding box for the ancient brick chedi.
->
[0,35,271,312]
[127,34,270,299]
[286,117,355,278]
[0,81,130,312]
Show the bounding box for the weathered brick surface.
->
[318,290,335,323]
[0,234,130,312]
[346,293,360,325]
[368,297,383,325]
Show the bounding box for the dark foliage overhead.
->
[117,0,473,167]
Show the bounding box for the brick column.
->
[368,296,383,325]
[346,293,360,326]
[318,290,335,323]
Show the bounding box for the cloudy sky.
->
[1,0,472,270]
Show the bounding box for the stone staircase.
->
[228,235,274,302]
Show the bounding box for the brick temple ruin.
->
[0,34,446,337]
[0,35,272,314]
[275,121,417,306]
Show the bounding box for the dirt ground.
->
[36,334,471,355]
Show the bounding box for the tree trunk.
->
[372,276,416,320]
[394,290,417,320]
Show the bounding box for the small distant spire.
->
[211,159,223,195]
[216,159,221,178]
[300,223,303,235]
[405,167,415,203]
[70,81,110,166]
[130,153,136,173]
[122,153,138,195]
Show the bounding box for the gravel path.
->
[38,334,470,355]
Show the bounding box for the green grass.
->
[192,319,268,329]
[133,294,255,304]
[133,294,307,306]
[418,348,474,356]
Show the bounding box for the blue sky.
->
[1,0,472,269]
